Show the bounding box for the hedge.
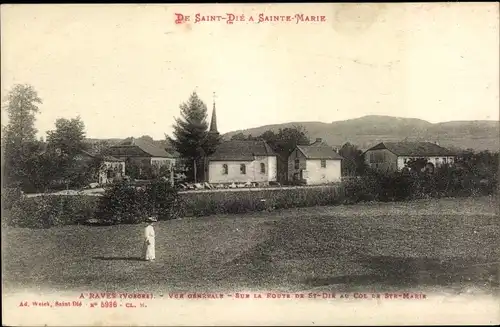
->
[178,185,345,217]
[3,195,98,229]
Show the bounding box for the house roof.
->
[296,145,343,160]
[366,142,456,157]
[80,150,123,162]
[209,140,276,161]
[107,137,175,158]
[100,155,124,162]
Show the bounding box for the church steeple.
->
[209,92,219,134]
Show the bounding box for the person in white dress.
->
[144,216,157,261]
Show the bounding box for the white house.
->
[207,140,277,185]
[288,138,343,185]
[363,141,456,173]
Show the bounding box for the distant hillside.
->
[223,115,500,152]
[82,115,499,153]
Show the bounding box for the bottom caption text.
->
[15,291,427,309]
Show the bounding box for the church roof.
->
[296,145,343,160]
[208,140,276,161]
[366,142,456,157]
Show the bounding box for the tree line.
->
[2,84,102,192]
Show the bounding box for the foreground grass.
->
[2,196,499,295]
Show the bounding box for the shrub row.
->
[3,165,497,228]
[343,166,498,203]
[2,183,345,228]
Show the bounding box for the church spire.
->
[209,92,218,134]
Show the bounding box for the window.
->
[222,164,228,175]
[294,159,300,169]
[240,164,246,174]
[107,169,114,179]
[443,158,447,164]
[321,159,326,168]
[260,163,266,174]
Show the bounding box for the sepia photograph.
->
[1,3,499,326]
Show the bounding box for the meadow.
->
[3,195,499,295]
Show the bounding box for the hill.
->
[82,116,499,153]
[223,115,499,152]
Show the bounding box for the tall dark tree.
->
[339,142,367,176]
[2,84,43,188]
[167,91,221,182]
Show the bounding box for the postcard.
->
[1,3,499,326]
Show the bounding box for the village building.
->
[105,137,178,177]
[75,150,125,185]
[204,96,277,185]
[288,138,343,185]
[207,140,278,185]
[363,141,456,173]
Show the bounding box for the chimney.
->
[130,137,135,145]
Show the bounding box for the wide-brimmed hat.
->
[146,216,158,222]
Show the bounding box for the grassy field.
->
[2,196,499,295]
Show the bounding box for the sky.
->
[1,3,499,140]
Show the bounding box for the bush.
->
[145,179,183,220]
[377,172,415,201]
[96,180,181,224]
[343,175,379,203]
[96,182,151,224]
